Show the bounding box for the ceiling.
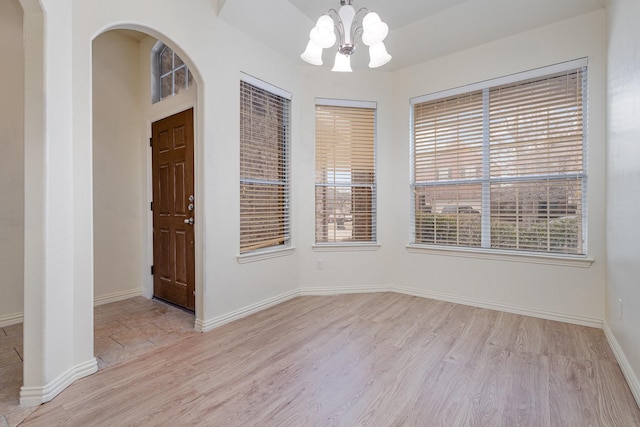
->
[287,0,471,30]
[219,0,606,72]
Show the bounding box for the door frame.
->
[143,91,202,324]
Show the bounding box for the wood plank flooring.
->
[0,297,196,427]
[20,293,640,426]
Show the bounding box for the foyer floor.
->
[0,297,195,427]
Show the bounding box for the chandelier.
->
[300,0,391,72]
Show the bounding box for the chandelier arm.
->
[352,26,364,49]
[349,8,369,52]
[327,9,345,48]
[353,7,370,24]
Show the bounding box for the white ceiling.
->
[218,0,606,71]
[287,0,471,30]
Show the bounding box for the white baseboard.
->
[393,285,603,328]
[94,289,143,306]
[200,284,601,331]
[2,284,603,331]
[20,358,98,406]
[0,312,23,328]
[603,322,640,407]
[299,284,393,296]
[196,289,300,332]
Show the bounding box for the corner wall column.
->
[20,0,97,406]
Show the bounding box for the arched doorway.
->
[91,28,202,368]
[16,6,207,411]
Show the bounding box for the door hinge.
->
[150,201,153,211]
[149,137,153,147]
[150,265,155,275]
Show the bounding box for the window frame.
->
[152,42,194,104]
[409,58,590,262]
[314,98,378,247]
[238,73,292,259]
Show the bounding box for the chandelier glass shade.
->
[300,0,391,72]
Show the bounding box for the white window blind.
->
[315,102,376,244]
[412,62,587,255]
[240,79,290,253]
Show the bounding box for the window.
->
[315,100,376,244]
[411,60,587,256]
[152,43,194,103]
[240,75,291,254]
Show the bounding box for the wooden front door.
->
[151,109,195,311]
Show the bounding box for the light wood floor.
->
[18,292,640,426]
[0,297,196,427]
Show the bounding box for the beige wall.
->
[300,11,608,326]
[2,4,611,326]
[388,10,607,324]
[0,0,24,324]
[606,0,640,402]
[8,5,609,326]
[92,31,145,301]
[3,1,609,328]
[296,68,394,291]
[71,0,304,327]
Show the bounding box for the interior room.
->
[1,0,639,424]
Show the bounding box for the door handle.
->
[184,218,194,225]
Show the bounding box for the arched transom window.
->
[153,42,193,103]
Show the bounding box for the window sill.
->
[237,246,295,264]
[406,244,593,268]
[313,243,381,252]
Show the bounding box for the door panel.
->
[152,108,195,311]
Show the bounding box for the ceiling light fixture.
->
[300,0,391,72]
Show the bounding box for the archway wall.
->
[92,30,199,306]
[21,0,85,403]
[75,0,306,323]
[21,0,306,404]
[92,31,146,304]
[0,0,24,325]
